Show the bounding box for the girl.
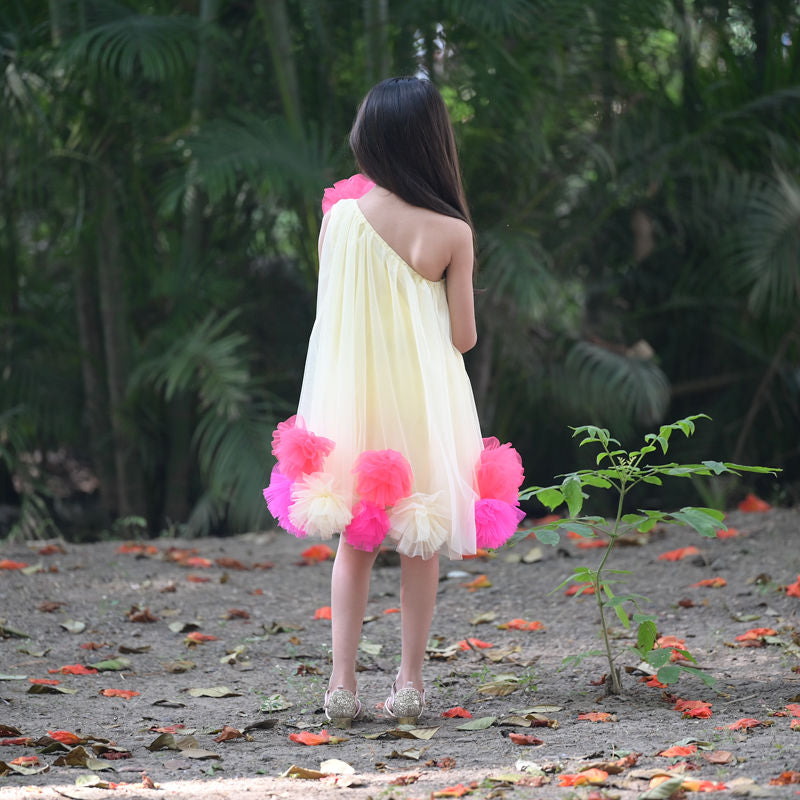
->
[264,77,525,728]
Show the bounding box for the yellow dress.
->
[294,198,483,559]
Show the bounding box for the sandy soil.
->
[1,507,799,800]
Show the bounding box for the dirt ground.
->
[1,506,799,800]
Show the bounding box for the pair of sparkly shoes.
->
[324,678,425,729]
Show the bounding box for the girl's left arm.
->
[446,222,477,353]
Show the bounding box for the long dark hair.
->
[349,77,475,236]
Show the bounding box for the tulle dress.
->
[264,176,525,560]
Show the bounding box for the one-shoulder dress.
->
[264,184,525,560]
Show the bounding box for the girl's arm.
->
[446,222,477,353]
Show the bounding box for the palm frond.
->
[66,11,200,81]
[158,113,330,212]
[724,170,800,317]
[562,340,670,427]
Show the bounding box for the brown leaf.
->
[127,605,158,623]
[703,750,733,764]
[213,725,243,743]
[216,557,248,570]
[37,601,65,613]
[426,756,456,769]
[390,773,421,785]
[225,608,250,620]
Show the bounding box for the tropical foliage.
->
[1,0,798,538]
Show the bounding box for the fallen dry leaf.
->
[127,605,158,623]
[213,725,243,742]
[702,750,733,764]
[389,773,420,785]
[461,574,491,591]
[770,771,800,785]
[187,574,211,583]
[658,546,700,561]
[225,608,250,620]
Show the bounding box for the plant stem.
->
[595,483,626,694]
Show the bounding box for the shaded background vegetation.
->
[1,0,798,540]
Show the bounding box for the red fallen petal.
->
[462,548,491,559]
[576,539,607,549]
[456,638,494,651]
[49,664,99,675]
[216,557,248,570]
[10,756,39,765]
[313,606,332,620]
[658,744,698,757]
[185,632,217,642]
[690,577,727,588]
[432,784,472,798]
[0,559,29,570]
[674,699,712,711]
[301,544,335,563]
[187,574,211,583]
[1,737,35,746]
[497,618,545,631]
[383,608,400,614]
[508,733,544,746]
[786,576,800,598]
[790,719,800,730]
[100,689,140,699]
[38,544,65,556]
[735,627,776,641]
[442,707,472,718]
[641,675,668,688]
[684,706,713,719]
[577,712,613,722]
[738,493,770,512]
[769,772,800,785]
[48,730,83,744]
[461,574,491,591]
[150,725,185,733]
[565,583,595,596]
[288,729,331,745]
[715,527,742,539]
[727,718,763,730]
[786,704,800,717]
[559,769,608,786]
[658,546,700,561]
[183,556,213,568]
[29,678,60,685]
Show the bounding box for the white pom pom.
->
[289,472,352,539]
[388,492,449,559]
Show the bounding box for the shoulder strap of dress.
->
[321,173,375,215]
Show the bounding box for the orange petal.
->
[313,606,332,620]
[441,707,472,718]
[737,493,770,512]
[658,546,700,561]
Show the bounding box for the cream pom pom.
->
[289,472,352,539]
[388,492,449,559]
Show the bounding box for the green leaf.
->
[670,507,723,537]
[637,620,657,654]
[646,649,671,668]
[533,528,560,546]
[534,487,564,511]
[579,474,612,488]
[656,665,681,684]
[638,776,686,798]
[560,522,594,538]
[456,716,497,730]
[641,475,663,485]
[88,658,131,671]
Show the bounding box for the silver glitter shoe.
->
[324,685,361,729]
[385,678,425,725]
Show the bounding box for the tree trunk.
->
[74,257,117,520]
[751,0,772,90]
[258,0,303,134]
[363,0,390,85]
[163,0,220,525]
[673,0,699,129]
[95,175,142,518]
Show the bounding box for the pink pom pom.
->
[263,467,306,538]
[321,173,375,214]
[475,498,526,549]
[344,501,390,552]
[353,449,413,507]
[476,440,524,504]
[272,417,335,480]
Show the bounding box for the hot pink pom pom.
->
[321,173,375,215]
[272,417,335,480]
[475,498,526,549]
[476,440,524,504]
[353,449,413,507]
[344,501,390,552]
[263,467,306,538]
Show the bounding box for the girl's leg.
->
[396,553,440,690]
[329,538,379,693]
